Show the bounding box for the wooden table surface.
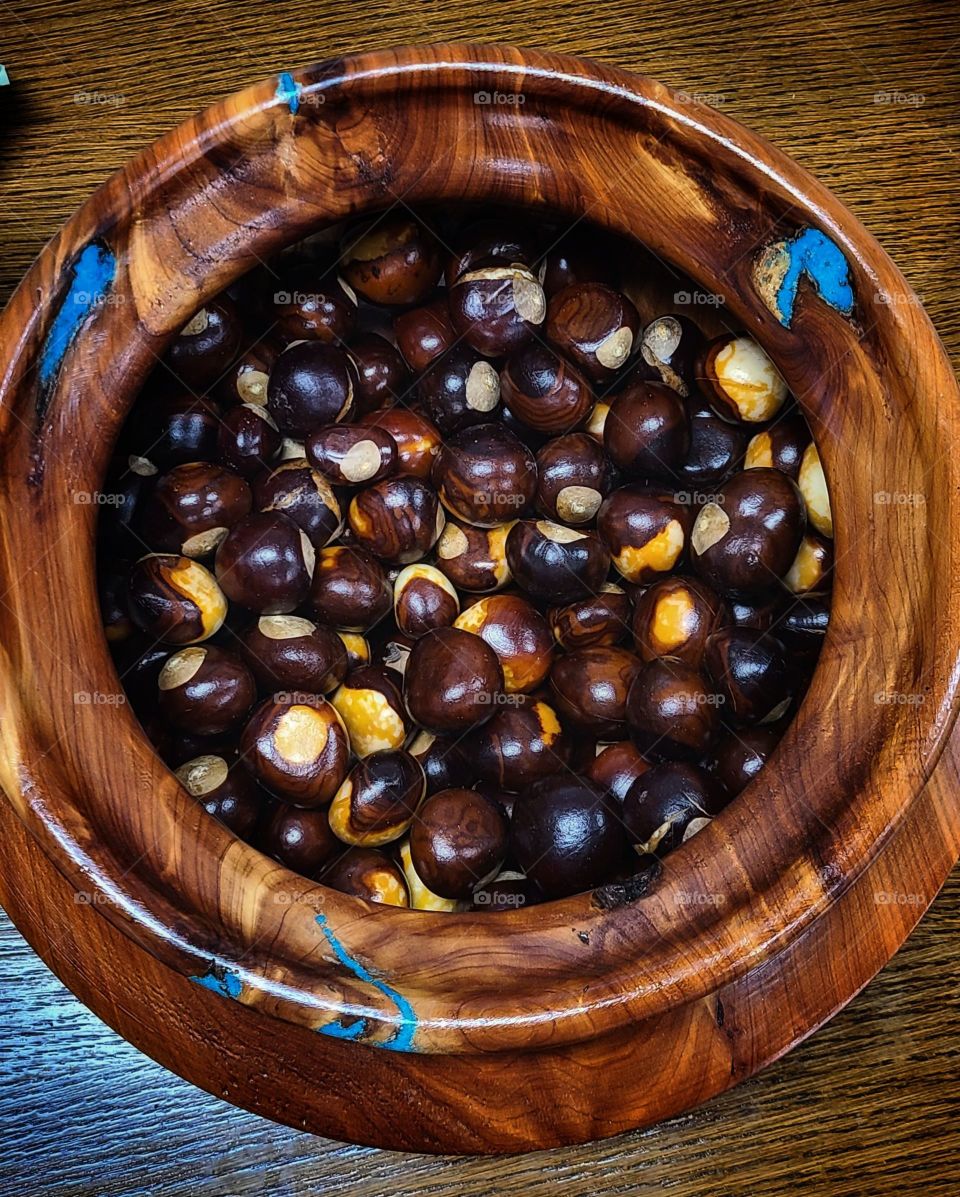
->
[1,1,958,1192]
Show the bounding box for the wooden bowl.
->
[1,43,959,1154]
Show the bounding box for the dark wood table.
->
[1,1,958,1191]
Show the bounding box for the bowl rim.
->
[1,42,958,1057]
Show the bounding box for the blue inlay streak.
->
[276,71,301,115]
[773,228,854,326]
[315,914,418,1052]
[38,242,116,393]
[190,965,243,1000]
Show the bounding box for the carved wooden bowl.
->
[1,44,959,1154]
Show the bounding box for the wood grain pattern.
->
[0,0,958,1184]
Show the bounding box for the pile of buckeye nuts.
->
[100,209,832,912]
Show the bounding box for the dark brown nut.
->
[630,313,706,396]
[216,403,282,478]
[330,665,409,757]
[626,658,722,760]
[448,263,546,357]
[328,749,426,846]
[705,628,793,725]
[417,345,501,434]
[393,564,460,637]
[140,462,252,558]
[213,335,282,407]
[545,282,640,381]
[433,422,536,528]
[164,297,242,388]
[347,333,409,414]
[505,519,610,603]
[158,644,256,735]
[622,762,725,856]
[697,333,789,424]
[445,218,541,284]
[777,593,830,666]
[453,593,553,693]
[339,214,443,305]
[408,730,465,795]
[468,698,567,790]
[396,840,458,910]
[128,554,227,644]
[409,789,508,900]
[309,545,391,631]
[258,804,340,877]
[254,459,343,549]
[690,468,806,594]
[143,393,222,467]
[604,380,690,480]
[797,442,833,537]
[240,693,350,807]
[511,776,625,898]
[404,626,504,733]
[471,870,543,912]
[215,512,315,614]
[175,753,262,838]
[549,645,642,739]
[744,410,811,478]
[784,533,834,594]
[586,741,650,804]
[321,847,409,906]
[708,725,783,797]
[535,433,616,526]
[271,267,358,343]
[348,476,442,565]
[238,614,348,694]
[357,407,441,480]
[632,575,728,665]
[597,485,692,585]
[677,396,747,488]
[266,342,354,437]
[393,296,457,373]
[549,584,630,650]
[337,631,372,670]
[500,344,594,436]
[538,227,619,296]
[434,519,513,593]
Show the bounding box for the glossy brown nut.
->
[216,403,281,478]
[505,519,610,603]
[271,268,358,343]
[266,342,354,437]
[309,545,391,631]
[158,644,256,735]
[320,847,409,906]
[708,725,784,797]
[549,584,630,650]
[328,748,426,846]
[448,263,546,357]
[408,730,465,795]
[538,227,619,296]
[630,313,706,396]
[690,468,806,594]
[622,762,725,856]
[140,462,252,558]
[597,485,692,584]
[254,459,342,549]
[258,804,340,877]
[545,282,640,381]
[409,788,508,900]
[500,343,594,436]
[535,433,616,526]
[238,614,348,694]
[240,693,350,807]
[784,533,834,594]
[586,741,650,804]
[347,333,409,414]
[417,345,501,434]
[339,214,443,305]
[165,297,243,388]
[348,476,442,565]
[357,407,441,480]
[404,627,504,733]
[453,593,553,693]
[604,380,690,480]
[798,442,833,537]
[127,554,227,644]
[511,776,625,898]
[214,512,315,613]
[705,628,794,725]
[393,296,457,374]
[677,396,747,489]
[433,422,536,528]
[143,394,223,467]
[393,564,460,637]
[445,218,541,283]
[330,665,409,757]
[632,575,728,665]
[468,698,567,790]
[434,519,513,593]
[213,335,281,408]
[744,410,811,478]
[697,333,789,424]
[626,658,722,761]
[175,753,263,838]
[549,645,642,738]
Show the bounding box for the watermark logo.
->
[473,90,525,106]
[675,91,726,108]
[873,491,926,506]
[73,490,126,506]
[74,691,126,706]
[873,90,925,107]
[74,90,125,108]
[674,290,726,307]
[674,490,725,506]
[874,691,925,706]
[874,890,923,905]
